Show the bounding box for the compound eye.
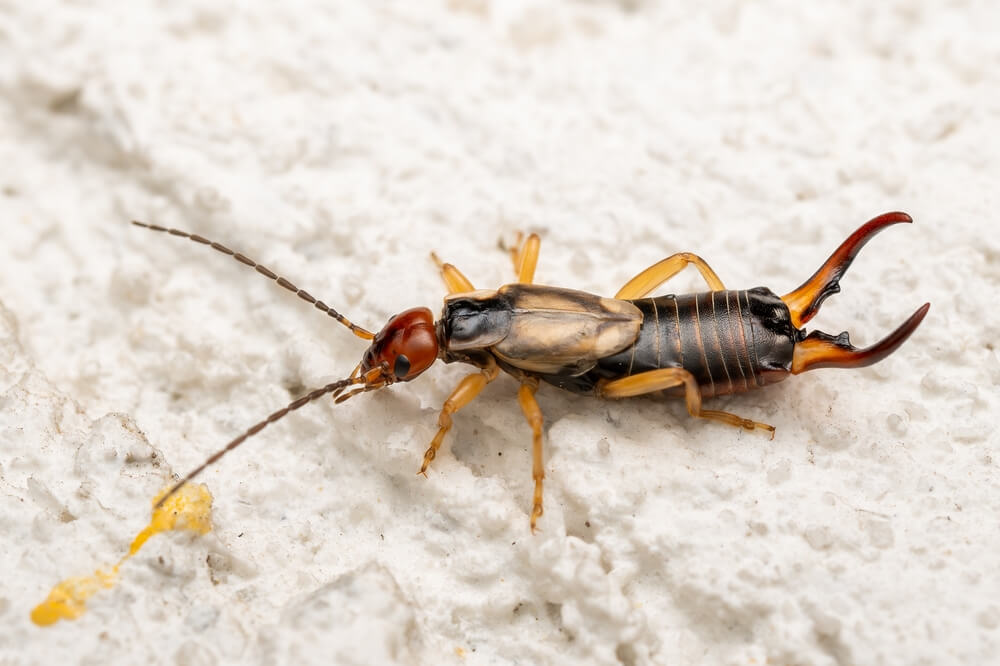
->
[393,354,411,379]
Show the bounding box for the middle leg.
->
[517,378,545,532]
[506,232,541,284]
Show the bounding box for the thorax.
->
[437,283,642,376]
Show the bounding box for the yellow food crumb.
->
[31,483,213,626]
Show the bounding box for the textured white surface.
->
[1,1,998,664]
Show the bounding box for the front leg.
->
[419,357,500,474]
[510,232,541,284]
[430,251,476,294]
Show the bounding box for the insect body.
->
[135,212,929,531]
[443,284,796,400]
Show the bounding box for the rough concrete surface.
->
[1,2,998,665]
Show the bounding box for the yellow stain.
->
[31,483,213,626]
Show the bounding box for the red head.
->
[360,307,439,383]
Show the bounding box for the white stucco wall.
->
[1,2,997,664]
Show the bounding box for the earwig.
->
[134,213,929,529]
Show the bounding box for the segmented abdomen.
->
[592,288,796,398]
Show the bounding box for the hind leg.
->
[615,253,725,299]
[598,368,774,438]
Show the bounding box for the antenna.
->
[154,375,365,509]
[132,221,375,340]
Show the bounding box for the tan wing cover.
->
[490,284,642,375]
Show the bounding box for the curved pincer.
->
[791,303,930,374]
[782,212,913,329]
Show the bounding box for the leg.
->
[615,252,725,299]
[430,252,475,294]
[517,379,545,532]
[598,368,774,438]
[510,232,541,284]
[419,358,500,474]
[506,231,523,271]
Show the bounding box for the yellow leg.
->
[517,379,545,532]
[419,358,500,474]
[510,232,541,284]
[430,251,475,294]
[507,231,523,270]
[615,252,725,299]
[598,368,774,438]
[506,231,526,274]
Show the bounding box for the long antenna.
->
[132,221,375,340]
[154,376,364,509]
